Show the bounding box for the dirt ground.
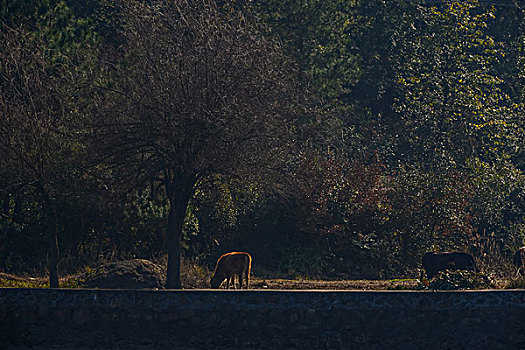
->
[0,271,419,290]
[249,277,420,290]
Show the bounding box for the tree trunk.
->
[165,203,183,289]
[165,175,196,289]
[48,211,59,288]
[43,199,59,288]
[39,185,59,288]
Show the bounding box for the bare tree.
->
[0,25,91,287]
[94,0,303,288]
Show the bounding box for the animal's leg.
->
[239,273,244,289]
[240,268,247,289]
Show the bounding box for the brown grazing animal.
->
[513,246,525,276]
[420,251,477,281]
[210,252,252,289]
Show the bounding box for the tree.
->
[93,0,303,288]
[0,23,95,286]
[0,0,98,286]
[391,0,524,252]
[394,0,520,168]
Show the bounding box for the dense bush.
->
[418,270,495,290]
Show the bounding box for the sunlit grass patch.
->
[0,273,48,288]
[0,272,87,289]
[389,278,418,282]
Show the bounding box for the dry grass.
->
[181,257,212,289]
[504,276,525,289]
[0,272,84,288]
[2,251,523,290]
[474,233,519,280]
[152,255,212,289]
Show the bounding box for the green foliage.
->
[1,0,53,26]
[59,275,86,289]
[394,1,517,168]
[419,269,495,290]
[0,0,524,283]
[1,0,98,52]
[0,0,101,280]
[385,166,477,268]
[249,0,359,99]
[286,247,332,277]
[387,279,420,290]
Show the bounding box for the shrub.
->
[505,277,525,289]
[418,269,495,290]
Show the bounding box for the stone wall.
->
[1,288,524,349]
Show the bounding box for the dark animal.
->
[420,251,477,280]
[210,252,252,289]
[513,246,525,276]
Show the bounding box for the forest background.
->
[1,0,524,288]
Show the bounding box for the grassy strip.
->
[0,272,85,289]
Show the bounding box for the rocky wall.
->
[1,288,524,349]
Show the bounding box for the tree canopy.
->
[0,0,523,284]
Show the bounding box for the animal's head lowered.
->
[210,273,225,289]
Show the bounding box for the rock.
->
[82,259,166,289]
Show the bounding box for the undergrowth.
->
[504,276,525,289]
[417,269,495,290]
[0,272,87,289]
